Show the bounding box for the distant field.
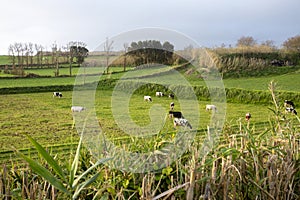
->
[1,66,300,93]
[223,72,300,92]
[24,66,129,76]
[0,76,91,88]
[0,69,130,88]
[139,68,300,92]
[0,55,11,65]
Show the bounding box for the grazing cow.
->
[170,102,175,110]
[285,107,297,115]
[144,96,152,102]
[173,118,192,129]
[245,113,251,121]
[53,92,63,98]
[168,94,175,99]
[156,92,164,97]
[71,106,85,112]
[206,104,217,112]
[271,59,284,66]
[169,111,183,119]
[284,100,295,108]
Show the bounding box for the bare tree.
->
[283,35,300,53]
[236,36,257,47]
[259,40,276,52]
[28,43,34,66]
[23,43,29,68]
[52,42,59,76]
[8,44,16,67]
[68,41,76,76]
[62,44,70,64]
[39,45,44,68]
[35,44,40,67]
[104,37,114,74]
[35,44,44,68]
[14,43,22,66]
[123,43,128,72]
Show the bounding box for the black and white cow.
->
[173,118,192,129]
[155,92,164,97]
[245,113,251,121]
[169,111,183,118]
[144,95,152,102]
[71,106,85,112]
[284,100,295,108]
[170,102,175,110]
[285,107,297,115]
[53,92,63,98]
[168,94,175,99]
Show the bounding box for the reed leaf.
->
[72,173,100,200]
[26,135,66,182]
[17,152,70,195]
[70,135,82,186]
[72,157,112,188]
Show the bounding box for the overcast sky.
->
[1,0,299,55]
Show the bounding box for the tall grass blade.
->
[70,134,83,186]
[18,152,70,195]
[72,173,100,200]
[72,157,112,188]
[26,135,66,182]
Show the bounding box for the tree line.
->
[5,41,88,76]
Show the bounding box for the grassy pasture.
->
[0,81,299,199]
[24,66,130,77]
[0,68,129,88]
[224,72,300,92]
[0,55,11,65]
[0,89,276,163]
[173,69,300,92]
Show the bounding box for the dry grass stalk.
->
[152,182,189,200]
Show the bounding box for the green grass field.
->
[1,65,300,93]
[0,55,11,65]
[0,89,277,159]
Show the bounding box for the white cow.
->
[144,96,152,102]
[206,104,217,112]
[71,106,85,112]
[155,92,164,97]
[173,118,192,129]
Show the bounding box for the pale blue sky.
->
[1,0,299,54]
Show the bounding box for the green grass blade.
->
[70,134,83,186]
[72,173,100,200]
[72,157,112,188]
[18,152,70,195]
[26,135,66,182]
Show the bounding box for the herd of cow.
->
[144,92,222,130]
[53,91,297,131]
